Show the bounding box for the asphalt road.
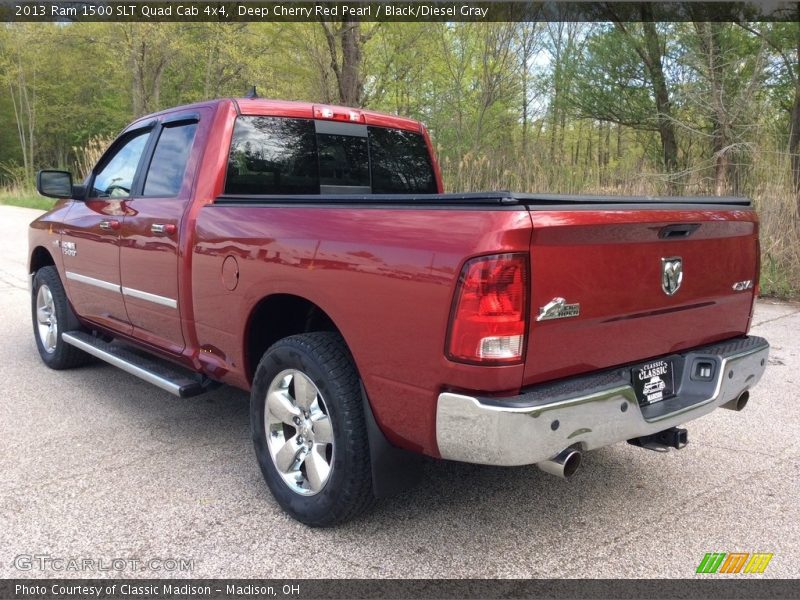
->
[1,204,798,579]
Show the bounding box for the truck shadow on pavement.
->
[56,358,661,538]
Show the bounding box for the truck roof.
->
[129,97,425,133]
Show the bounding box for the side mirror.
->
[36,170,74,198]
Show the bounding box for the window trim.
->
[163,112,200,126]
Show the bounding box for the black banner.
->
[1,579,799,600]
[1,1,799,22]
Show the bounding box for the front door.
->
[61,127,153,335]
[119,115,201,354]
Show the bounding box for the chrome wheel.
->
[36,284,58,354]
[264,369,335,496]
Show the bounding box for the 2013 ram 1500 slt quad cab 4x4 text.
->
[29,98,769,525]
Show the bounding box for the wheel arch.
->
[243,293,347,385]
[29,245,56,274]
[30,253,82,332]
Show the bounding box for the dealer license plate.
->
[632,359,675,406]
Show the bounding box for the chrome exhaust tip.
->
[722,390,749,412]
[536,448,582,479]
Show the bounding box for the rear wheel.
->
[31,266,90,369]
[250,332,374,526]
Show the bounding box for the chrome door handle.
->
[151,223,177,235]
[99,220,120,231]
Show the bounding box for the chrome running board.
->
[62,331,208,398]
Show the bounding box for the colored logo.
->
[696,552,773,574]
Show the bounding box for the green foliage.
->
[0,193,54,210]
[570,25,657,129]
[0,21,797,295]
[761,254,799,299]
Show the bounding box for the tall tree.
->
[117,24,177,117]
[363,23,433,112]
[427,23,520,157]
[613,15,679,180]
[516,23,542,154]
[685,22,765,195]
[739,22,800,201]
[320,18,373,106]
[545,22,582,164]
[1,25,39,177]
[569,20,681,189]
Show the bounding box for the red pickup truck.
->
[30,98,769,526]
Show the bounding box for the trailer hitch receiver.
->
[628,426,688,452]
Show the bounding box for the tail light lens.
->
[446,253,529,365]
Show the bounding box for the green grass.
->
[0,194,55,211]
[760,255,799,300]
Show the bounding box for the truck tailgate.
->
[523,206,759,386]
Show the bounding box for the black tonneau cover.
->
[214,192,752,209]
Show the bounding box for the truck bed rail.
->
[214,192,753,209]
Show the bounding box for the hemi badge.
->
[537,297,580,321]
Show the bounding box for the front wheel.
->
[250,332,374,526]
[31,266,91,370]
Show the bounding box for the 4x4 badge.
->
[662,257,683,296]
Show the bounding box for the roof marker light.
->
[313,104,366,123]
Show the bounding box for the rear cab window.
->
[225,116,437,195]
[369,126,437,194]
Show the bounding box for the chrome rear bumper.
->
[436,336,769,466]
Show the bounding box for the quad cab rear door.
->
[118,110,205,354]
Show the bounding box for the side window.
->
[143,122,198,197]
[91,130,150,198]
[225,117,319,195]
[368,127,437,193]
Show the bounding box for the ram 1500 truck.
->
[29,98,769,526]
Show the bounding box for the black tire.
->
[31,266,91,369]
[250,332,375,526]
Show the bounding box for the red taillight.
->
[313,104,365,123]
[446,253,529,365]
